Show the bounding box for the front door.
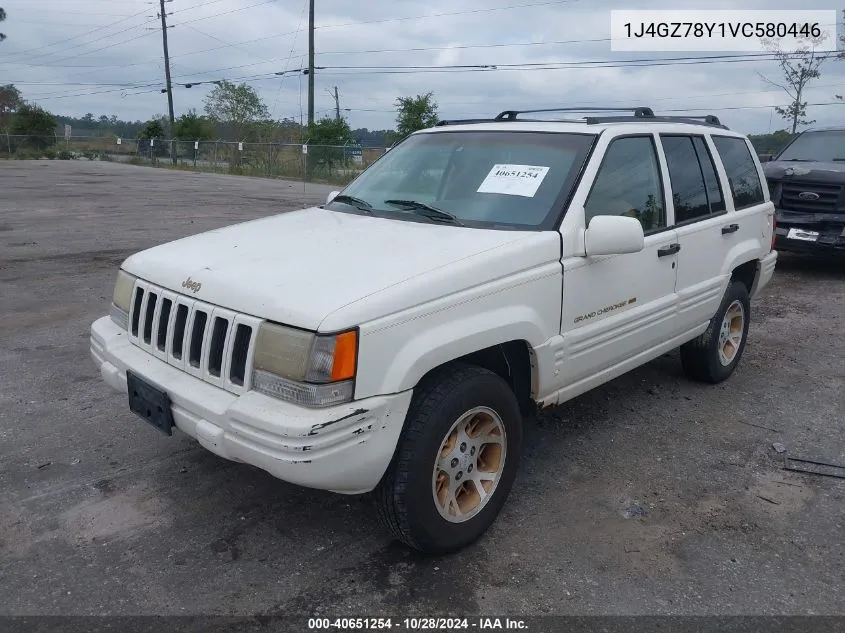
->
[558,134,679,388]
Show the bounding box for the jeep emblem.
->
[798,191,820,201]
[181,277,202,293]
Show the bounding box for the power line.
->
[2,6,153,60]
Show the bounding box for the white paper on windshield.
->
[477,164,550,198]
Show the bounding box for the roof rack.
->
[435,118,498,126]
[495,107,655,121]
[433,107,728,130]
[492,107,727,129]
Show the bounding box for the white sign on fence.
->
[302,144,308,155]
[194,141,199,150]
[150,138,155,147]
[64,124,71,139]
[238,142,243,151]
[116,138,122,145]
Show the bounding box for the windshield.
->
[326,130,596,229]
[776,130,845,162]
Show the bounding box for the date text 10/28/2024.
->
[307,618,528,630]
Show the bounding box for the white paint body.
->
[90,119,778,494]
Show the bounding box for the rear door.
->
[659,133,736,334]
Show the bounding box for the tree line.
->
[0,80,440,151]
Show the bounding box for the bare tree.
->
[759,35,829,134]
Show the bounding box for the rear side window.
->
[660,135,725,223]
[712,136,765,209]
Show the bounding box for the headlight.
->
[110,269,136,330]
[252,323,359,408]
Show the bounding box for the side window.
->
[584,136,665,232]
[661,135,725,223]
[712,136,765,209]
[693,137,726,213]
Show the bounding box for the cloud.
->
[3,0,844,134]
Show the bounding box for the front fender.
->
[352,271,561,398]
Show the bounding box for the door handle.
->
[657,243,681,257]
[721,223,740,235]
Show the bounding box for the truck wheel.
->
[680,280,751,384]
[375,364,522,554]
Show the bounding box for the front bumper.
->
[774,209,845,255]
[90,316,413,494]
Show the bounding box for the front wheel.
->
[680,280,751,384]
[375,364,523,554]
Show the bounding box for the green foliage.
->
[306,115,354,145]
[304,115,355,178]
[138,118,165,140]
[0,83,22,130]
[748,130,794,155]
[172,109,214,140]
[203,80,270,139]
[0,7,6,42]
[57,150,74,160]
[394,92,439,138]
[10,103,56,149]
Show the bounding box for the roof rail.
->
[435,118,498,126]
[494,107,655,121]
[583,114,727,129]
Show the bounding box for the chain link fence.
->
[1,134,387,185]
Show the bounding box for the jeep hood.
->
[120,207,559,331]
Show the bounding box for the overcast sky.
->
[3,0,845,134]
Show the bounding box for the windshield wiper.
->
[329,194,374,213]
[383,199,465,226]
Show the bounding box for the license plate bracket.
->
[126,370,174,436]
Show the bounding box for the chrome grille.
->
[128,280,260,395]
[780,181,843,213]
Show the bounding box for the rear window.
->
[712,136,765,209]
[328,130,597,229]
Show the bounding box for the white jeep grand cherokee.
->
[90,107,778,554]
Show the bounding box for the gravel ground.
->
[1,161,843,617]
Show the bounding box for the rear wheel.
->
[375,364,522,554]
[680,280,751,384]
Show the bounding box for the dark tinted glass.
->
[712,136,765,209]
[584,136,665,232]
[776,130,845,162]
[661,135,711,223]
[692,136,726,213]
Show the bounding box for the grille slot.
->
[157,299,172,351]
[127,281,258,394]
[208,317,229,377]
[189,311,208,368]
[780,181,842,213]
[172,304,189,359]
[143,292,158,344]
[131,287,143,336]
[229,324,253,386]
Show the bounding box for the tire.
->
[680,280,751,384]
[375,363,523,554]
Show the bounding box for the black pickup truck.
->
[762,127,845,256]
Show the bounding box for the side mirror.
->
[584,215,645,256]
[758,154,773,163]
[326,190,340,204]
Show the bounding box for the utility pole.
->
[332,86,340,122]
[159,0,176,164]
[307,0,315,126]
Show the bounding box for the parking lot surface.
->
[1,161,843,616]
